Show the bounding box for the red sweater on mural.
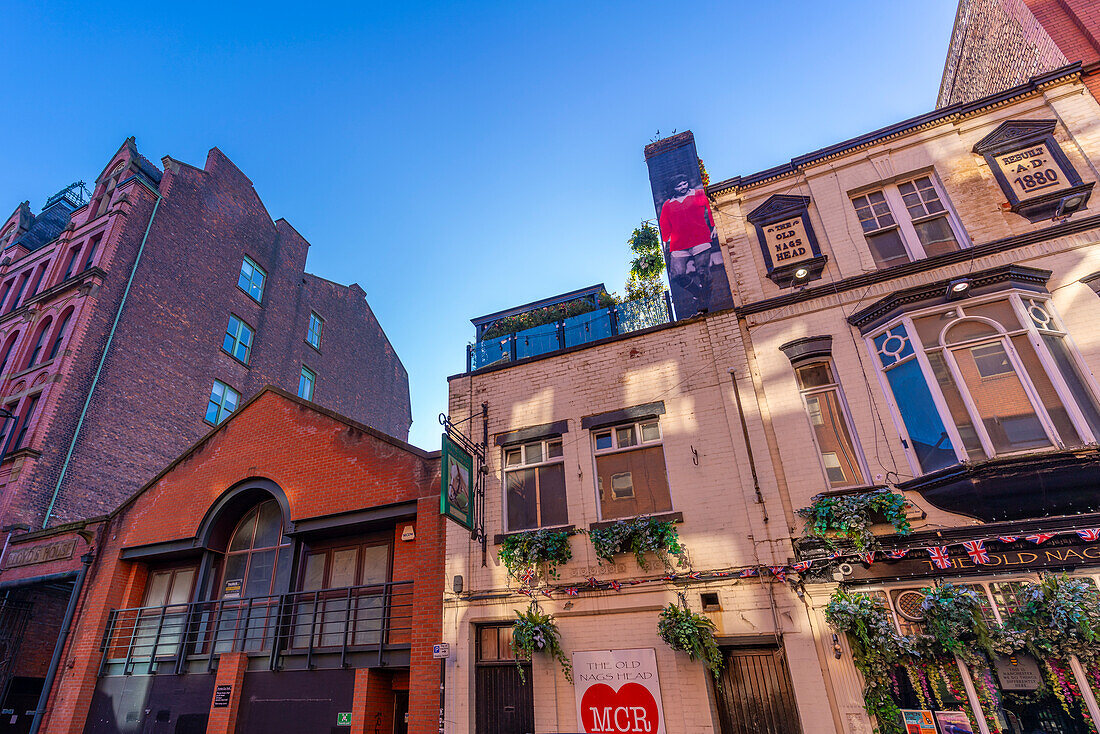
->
[658,189,714,252]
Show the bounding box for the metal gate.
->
[714,645,802,734]
[0,598,33,705]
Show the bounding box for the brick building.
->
[445,64,1100,734]
[0,139,410,731]
[938,0,1100,106]
[18,387,441,734]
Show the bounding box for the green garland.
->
[511,603,573,683]
[797,488,911,552]
[499,528,574,582]
[657,602,723,679]
[919,583,994,663]
[999,574,1100,666]
[589,516,686,569]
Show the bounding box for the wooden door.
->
[475,626,533,734]
[714,646,802,734]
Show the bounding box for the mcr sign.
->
[572,649,666,734]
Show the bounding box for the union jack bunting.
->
[997,536,1019,543]
[713,571,732,577]
[927,546,952,569]
[828,551,844,560]
[587,577,599,587]
[541,589,553,598]
[520,568,536,585]
[739,568,759,578]
[1026,533,1055,545]
[962,540,990,564]
[609,580,621,591]
[1077,529,1100,541]
[859,552,876,565]
[517,587,533,596]
[689,572,703,579]
[769,566,788,582]
[885,550,909,560]
[565,587,579,596]
[788,561,812,573]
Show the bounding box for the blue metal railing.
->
[467,292,672,371]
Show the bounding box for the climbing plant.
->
[797,488,911,551]
[657,601,723,678]
[498,527,574,583]
[589,516,686,569]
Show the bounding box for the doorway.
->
[714,644,803,734]
[394,691,409,734]
[475,625,533,734]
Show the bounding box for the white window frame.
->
[590,419,670,521]
[794,358,870,489]
[866,290,1100,475]
[307,312,324,350]
[502,437,567,532]
[851,172,970,267]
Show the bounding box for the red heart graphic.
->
[580,682,659,733]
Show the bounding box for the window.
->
[592,420,671,520]
[222,315,254,363]
[82,234,102,271]
[296,540,390,647]
[62,246,81,280]
[26,265,45,299]
[132,566,197,662]
[795,360,867,488]
[504,438,567,531]
[870,294,1100,474]
[0,333,18,375]
[48,310,73,362]
[307,312,323,349]
[26,317,52,368]
[852,175,966,269]
[205,380,240,424]
[298,366,315,400]
[0,281,12,313]
[8,394,39,453]
[6,272,29,314]
[238,256,265,302]
[93,165,123,218]
[478,625,520,662]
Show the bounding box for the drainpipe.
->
[28,550,94,734]
[42,191,162,528]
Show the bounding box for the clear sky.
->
[1,0,959,450]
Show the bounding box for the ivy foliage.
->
[918,584,994,663]
[498,528,574,582]
[511,603,572,683]
[796,488,911,552]
[657,602,723,678]
[589,516,686,569]
[1000,574,1100,665]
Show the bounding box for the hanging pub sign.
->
[644,131,734,319]
[441,434,473,530]
[572,648,666,734]
[746,194,827,287]
[973,119,1093,222]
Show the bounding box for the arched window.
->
[26,317,52,368]
[48,309,73,362]
[26,264,46,299]
[220,500,291,600]
[0,332,19,376]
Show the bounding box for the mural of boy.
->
[645,131,734,318]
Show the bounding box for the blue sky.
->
[1,1,958,450]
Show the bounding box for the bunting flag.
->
[739,568,759,578]
[565,588,579,596]
[962,540,990,564]
[609,580,621,591]
[885,549,909,560]
[713,571,732,577]
[587,577,599,587]
[1026,533,1055,545]
[828,551,844,560]
[520,568,537,586]
[927,547,952,570]
[769,566,788,582]
[789,561,811,573]
[517,587,533,596]
[541,589,554,598]
[1077,529,1100,542]
[689,572,703,579]
[997,536,1020,543]
[859,552,876,565]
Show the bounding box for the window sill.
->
[220,349,251,369]
[305,340,322,354]
[492,525,576,546]
[236,284,264,306]
[589,511,682,532]
[2,447,41,463]
[8,358,56,381]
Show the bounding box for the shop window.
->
[237,256,265,303]
[794,360,867,488]
[295,541,390,648]
[221,314,254,364]
[504,438,567,531]
[307,312,323,349]
[593,420,671,521]
[852,175,967,269]
[870,294,1100,475]
[205,380,240,425]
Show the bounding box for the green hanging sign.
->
[441,434,474,530]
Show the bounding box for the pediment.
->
[746,194,811,224]
[973,119,1057,154]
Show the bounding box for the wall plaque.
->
[993,654,1042,691]
[746,194,827,287]
[213,685,232,708]
[762,215,815,267]
[991,142,1072,200]
[4,539,75,568]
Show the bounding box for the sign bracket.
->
[440,403,489,565]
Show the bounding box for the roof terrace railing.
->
[467,292,672,371]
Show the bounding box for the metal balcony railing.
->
[467,292,673,371]
[97,580,413,676]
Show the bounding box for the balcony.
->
[467,290,673,372]
[97,581,413,675]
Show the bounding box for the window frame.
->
[298,366,316,400]
[222,314,255,365]
[590,419,672,522]
[237,256,266,303]
[307,312,324,350]
[794,359,870,489]
[501,436,567,532]
[866,290,1100,475]
[851,173,970,269]
[205,380,241,425]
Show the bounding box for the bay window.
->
[504,438,567,531]
[869,293,1100,475]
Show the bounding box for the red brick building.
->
[0,138,411,731]
[15,387,441,734]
